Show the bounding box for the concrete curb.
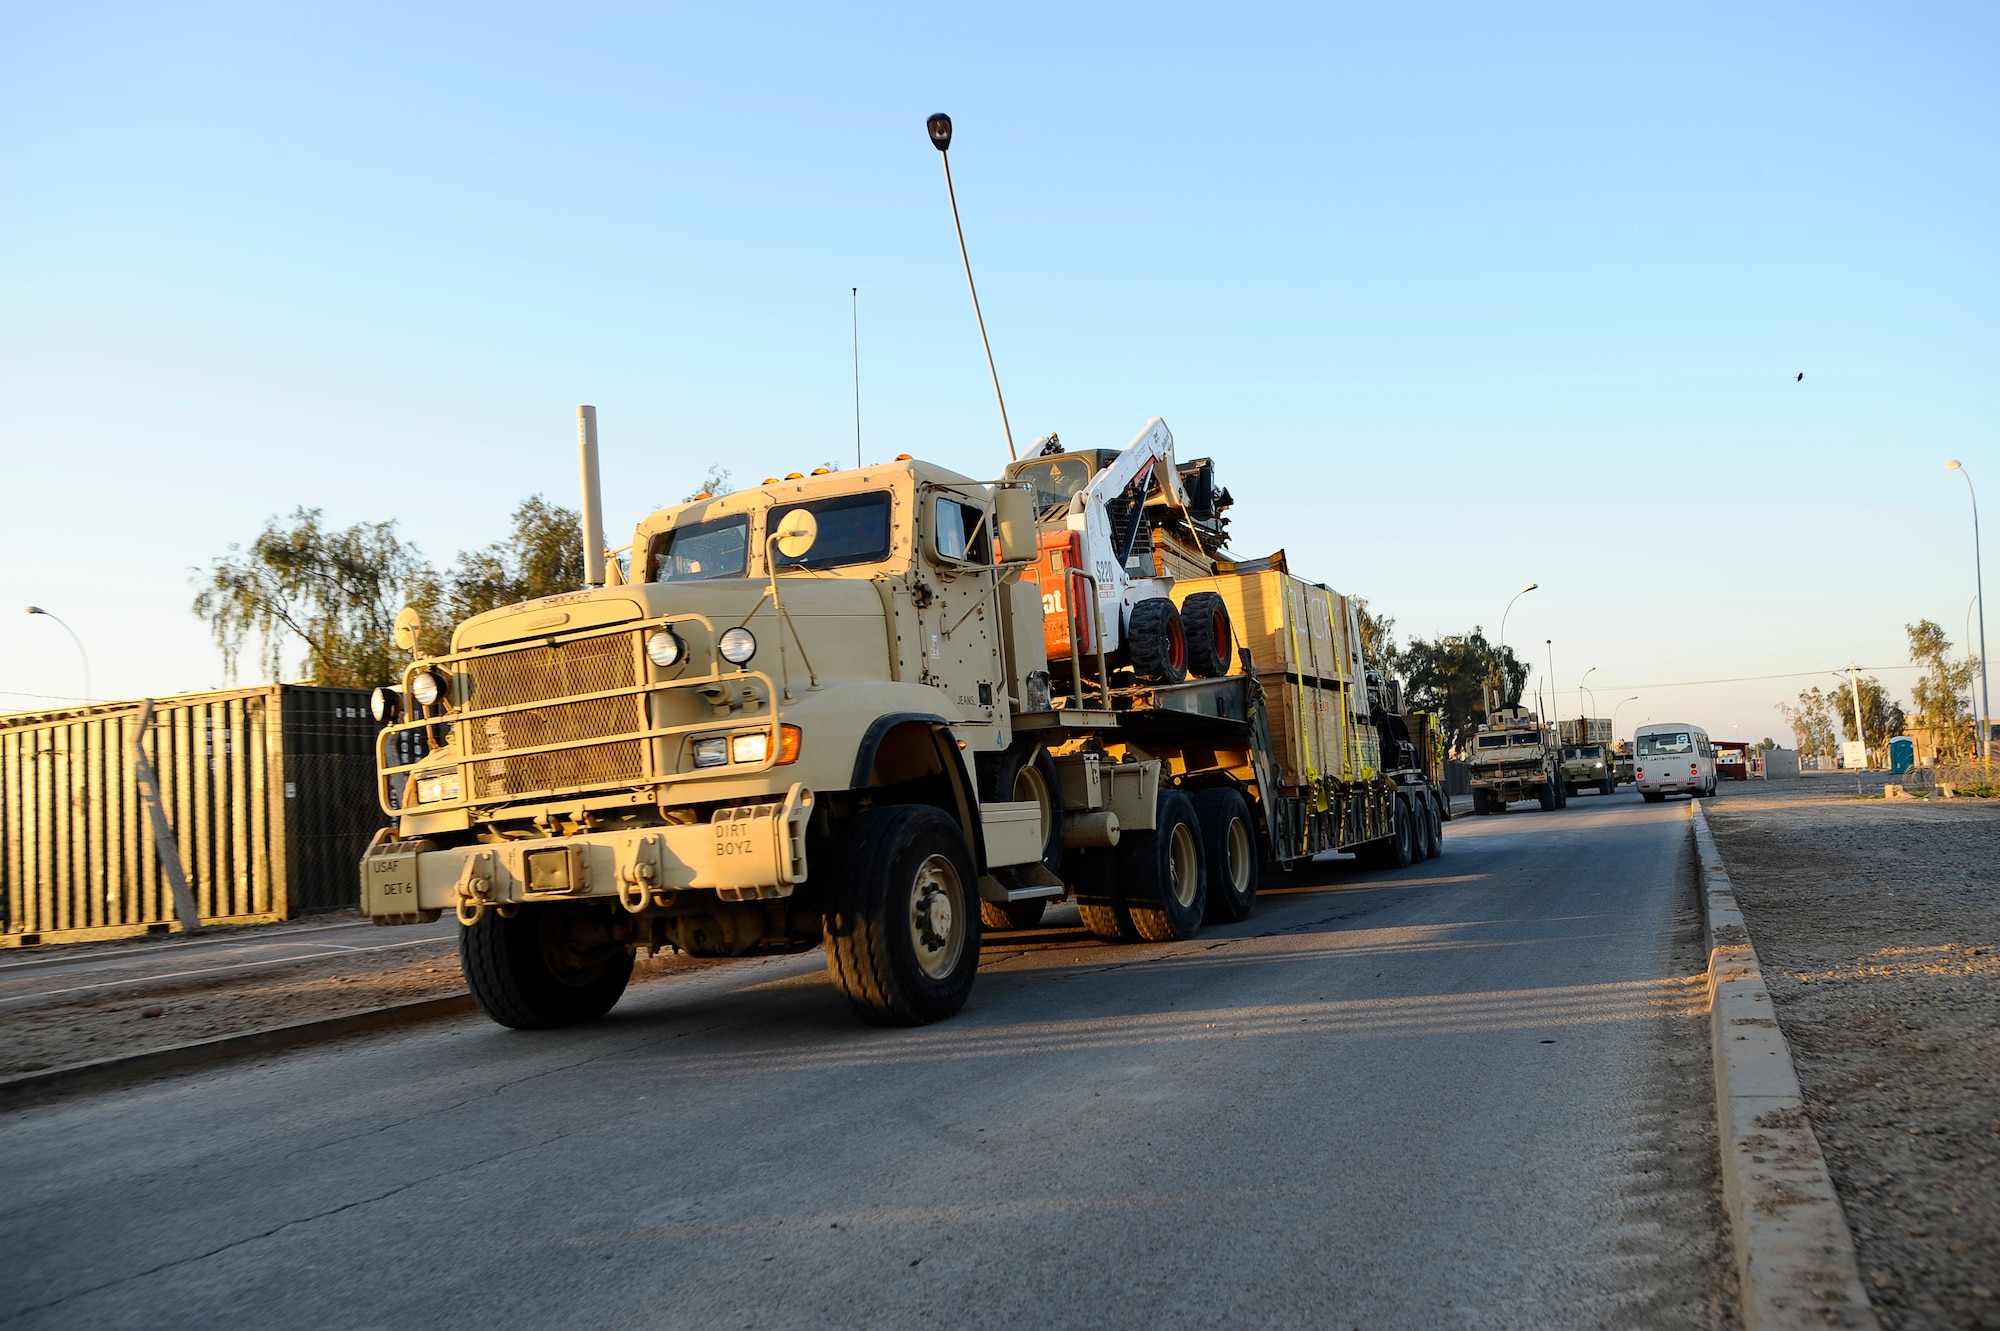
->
[1691,800,1878,1330]
[0,994,477,1108]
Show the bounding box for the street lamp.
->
[1497,582,1537,709]
[1545,638,1557,723]
[1579,666,1597,719]
[24,606,91,702]
[1610,695,1639,739]
[1947,460,1990,766]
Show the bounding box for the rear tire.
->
[1472,788,1490,816]
[823,805,981,1026]
[1600,776,1614,797]
[1195,787,1259,923]
[1068,846,1135,942]
[1642,790,1665,804]
[1121,789,1206,941]
[980,897,1049,931]
[1126,597,1188,685]
[1180,592,1234,679]
[1424,796,1443,859]
[1538,779,1556,811]
[459,901,634,1030]
[982,742,1064,895]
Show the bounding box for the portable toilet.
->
[1888,736,1915,774]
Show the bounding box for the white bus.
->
[1633,723,1717,802]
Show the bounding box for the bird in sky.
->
[1797,372,1804,381]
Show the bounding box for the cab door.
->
[917,488,1006,736]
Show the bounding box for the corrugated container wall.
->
[0,685,386,946]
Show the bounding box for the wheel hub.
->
[908,854,965,980]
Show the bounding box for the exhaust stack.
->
[576,405,606,588]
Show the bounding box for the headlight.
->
[731,732,769,764]
[646,627,685,668]
[692,737,728,768]
[718,626,756,666]
[410,669,444,707]
[414,770,460,804]
[370,686,400,723]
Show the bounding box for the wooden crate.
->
[1176,563,1366,710]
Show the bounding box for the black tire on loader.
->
[1126,597,1188,685]
[1120,789,1207,941]
[1180,592,1234,679]
[823,804,982,1026]
[459,901,635,1030]
[1194,787,1259,923]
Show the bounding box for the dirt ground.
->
[1706,778,2000,1330]
[0,918,713,1080]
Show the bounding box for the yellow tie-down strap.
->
[361,783,816,919]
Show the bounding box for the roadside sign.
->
[1841,740,1868,770]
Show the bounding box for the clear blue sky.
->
[3,3,1995,742]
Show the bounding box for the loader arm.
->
[1065,418,1191,650]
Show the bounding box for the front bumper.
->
[361,783,814,924]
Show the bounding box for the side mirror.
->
[393,605,422,652]
[994,486,1035,563]
[772,508,818,560]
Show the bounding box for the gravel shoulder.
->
[1705,779,2000,1329]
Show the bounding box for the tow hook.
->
[454,850,500,927]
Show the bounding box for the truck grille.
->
[461,634,647,798]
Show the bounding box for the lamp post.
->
[1610,695,1639,739]
[1947,460,1990,767]
[1969,594,1982,762]
[24,606,90,703]
[1497,582,1537,710]
[1545,638,1557,723]
[1579,666,1597,719]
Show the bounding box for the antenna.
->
[852,286,862,469]
[926,112,1016,461]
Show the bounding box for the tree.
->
[439,496,585,625]
[1777,686,1839,762]
[196,496,587,686]
[1352,598,1395,670]
[1907,619,1977,761]
[684,465,733,503]
[1396,627,1530,753]
[1826,675,1903,752]
[193,508,432,689]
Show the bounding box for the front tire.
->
[1599,776,1614,797]
[824,805,981,1026]
[1195,787,1259,923]
[1121,789,1206,941]
[1180,591,1234,679]
[1126,597,1189,685]
[459,901,634,1030]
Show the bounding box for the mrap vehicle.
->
[1633,722,1717,801]
[360,414,1445,1030]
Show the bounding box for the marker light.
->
[646,627,685,668]
[778,724,802,765]
[718,627,757,666]
[410,670,444,708]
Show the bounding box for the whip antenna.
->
[852,287,862,468]
[927,113,1016,461]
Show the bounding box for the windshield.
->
[774,492,893,571]
[1637,731,1693,757]
[1476,732,1539,749]
[649,515,749,582]
[1011,457,1094,514]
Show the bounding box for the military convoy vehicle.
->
[1558,717,1617,797]
[1467,707,1565,814]
[360,411,1446,1030]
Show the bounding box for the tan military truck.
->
[1467,706,1566,813]
[361,411,1442,1031]
[1557,717,1617,797]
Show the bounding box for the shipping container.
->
[0,685,386,947]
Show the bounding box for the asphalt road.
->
[0,789,1734,1329]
